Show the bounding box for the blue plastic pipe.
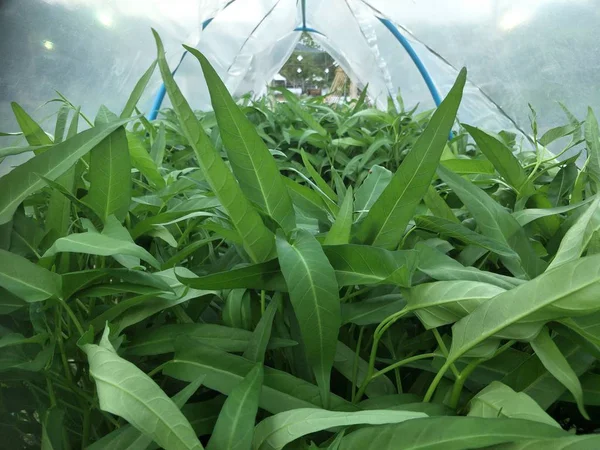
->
[378,17,442,107]
[147,16,218,120]
[148,51,188,120]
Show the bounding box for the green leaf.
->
[565,372,600,405]
[243,299,279,363]
[423,185,459,223]
[341,294,404,326]
[301,149,338,202]
[121,60,157,118]
[275,87,327,136]
[440,158,495,175]
[354,165,392,222]
[512,197,594,227]
[285,178,330,223]
[447,254,600,367]
[539,123,579,147]
[176,259,286,291]
[223,289,253,330]
[252,408,426,450]
[467,381,560,428]
[338,417,567,449]
[126,323,295,356]
[492,435,600,450]
[154,31,274,262]
[80,326,203,450]
[11,102,53,146]
[584,107,600,185]
[127,132,165,189]
[405,280,505,330]
[463,124,534,196]
[323,245,417,287]
[414,215,518,258]
[548,163,577,206]
[0,118,131,225]
[355,68,466,249]
[182,397,226,438]
[502,337,594,409]
[41,407,65,450]
[150,122,166,166]
[46,165,76,238]
[0,249,61,302]
[87,377,205,450]
[276,230,341,407]
[324,186,353,245]
[61,267,171,299]
[164,343,357,414]
[530,327,589,419]
[53,106,70,144]
[415,242,522,290]
[547,196,600,270]
[437,165,544,278]
[85,108,131,222]
[207,363,263,450]
[43,231,160,269]
[187,46,296,233]
[334,341,395,398]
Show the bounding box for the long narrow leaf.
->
[153,30,275,263]
[187,46,296,233]
[276,230,341,407]
[355,68,466,249]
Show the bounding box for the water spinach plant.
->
[1,30,600,449]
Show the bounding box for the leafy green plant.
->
[1,29,599,450]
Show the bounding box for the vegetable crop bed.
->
[1,30,599,449]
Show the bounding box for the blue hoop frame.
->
[148,6,444,120]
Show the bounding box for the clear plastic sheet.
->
[1,0,598,151]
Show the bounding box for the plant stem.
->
[60,299,85,336]
[351,327,365,402]
[448,358,483,409]
[432,329,460,379]
[362,309,409,393]
[147,362,169,378]
[260,290,266,315]
[424,361,451,402]
[372,352,437,380]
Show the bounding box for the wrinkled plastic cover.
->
[1,0,598,146]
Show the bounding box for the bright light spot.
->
[42,40,54,50]
[324,68,329,74]
[297,68,302,73]
[296,55,303,62]
[499,8,532,31]
[97,11,114,28]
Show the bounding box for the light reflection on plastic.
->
[42,40,54,50]
[499,8,532,31]
[97,11,114,28]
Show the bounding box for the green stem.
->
[448,358,483,409]
[46,377,57,407]
[351,327,365,402]
[432,329,460,379]
[341,286,371,303]
[372,352,437,380]
[355,309,408,402]
[147,362,169,378]
[385,337,403,393]
[60,299,85,336]
[424,361,452,402]
[173,305,193,323]
[260,290,266,315]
